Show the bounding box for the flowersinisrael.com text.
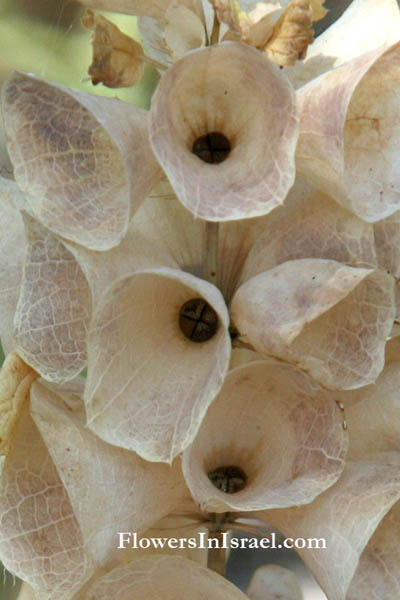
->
[117,532,327,550]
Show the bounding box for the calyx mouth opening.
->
[192,132,231,164]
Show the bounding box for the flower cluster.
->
[1,1,400,599]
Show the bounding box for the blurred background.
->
[0,0,357,598]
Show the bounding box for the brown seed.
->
[207,465,247,494]
[179,298,219,343]
[192,132,231,164]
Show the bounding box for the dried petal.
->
[0,404,93,599]
[296,43,400,222]
[14,215,91,383]
[82,10,145,88]
[260,461,400,600]
[0,352,36,456]
[30,381,187,566]
[182,360,347,512]
[231,260,395,389]
[247,565,303,600]
[0,178,26,353]
[264,0,314,67]
[286,0,400,89]
[2,72,161,250]
[85,267,230,462]
[149,42,298,221]
[239,177,377,285]
[85,556,249,600]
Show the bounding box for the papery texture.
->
[374,210,400,277]
[2,72,161,250]
[165,4,206,60]
[0,352,36,456]
[0,178,26,353]
[0,404,93,599]
[286,0,400,88]
[85,555,249,600]
[347,501,400,600]
[260,461,400,600]
[239,178,377,285]
[247,564,303,600]
[258,339,400,600]
[14,215,91,383]
[232,259,395,389]
[182,360,347,512]
[30,381,188,566]
[296,43,400,222]
[150,42,298,220]
[85,267,230,462]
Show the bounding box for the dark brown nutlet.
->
[207,465,247,494]
[179,298,219,343]
[192,132,231,164]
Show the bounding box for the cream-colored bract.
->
[14,215,92,383]
[84,555,249,600]
[2,72,162,250]
[84,267,231,463]
[256,339,400,600]
[296,43,400,223]
[149,42,299,221]
[182,359,347,512]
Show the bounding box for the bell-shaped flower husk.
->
[0,402,93,599]
[29,380,188,567]
[0,178,26,353]
[239,177,377,285]
[84,555,249,600]
[247,564,303,600]
[231,259,395,389]
[2,72,162,250]
[259,461,400,600]
[13,214,91,383]
[257,338,400,600]
[296,42,400,223]
[85,267,231,462]
[286,0,400,88]
[182,359,347,513]
[347,501,400,600]
[149,42,298,221]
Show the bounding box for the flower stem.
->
[210,12,220,45]
[207,513,227,577]
[203,221,219,286]
[207,532,227,577]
